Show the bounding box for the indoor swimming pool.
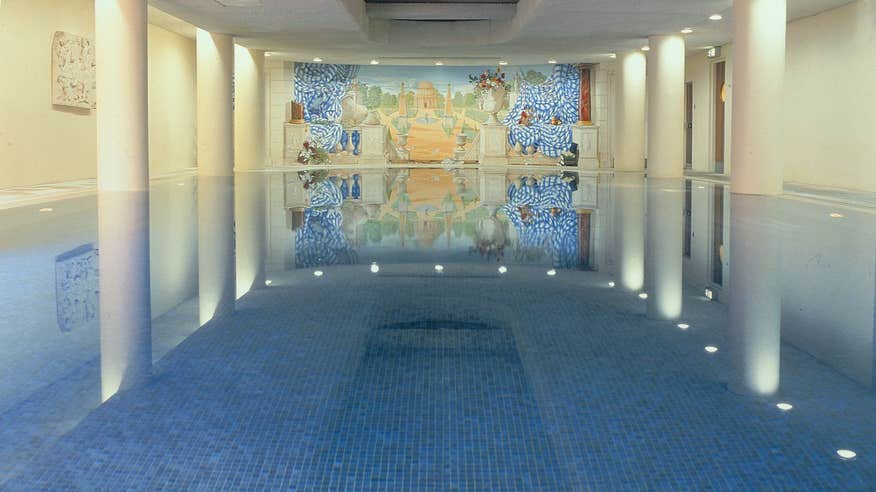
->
[1,167,875,490]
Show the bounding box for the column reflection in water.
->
[198,176,236,325]
[99,192,152,400]
[612,173,645,291]
[235,173,266,297]
[728,194,781,396]
[645,178,684,320]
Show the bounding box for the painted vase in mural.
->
[340,177,350,199]
[340,130,349,152]
[481,87,507,125]
[397,134,409,148]
[351,130,361,155]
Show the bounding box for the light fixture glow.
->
[435,61,444,66]
[704,288,714,300]
[608,281,616,288]
[498,61,508,66]
[677,323,690,330]
[265,279,273,286]
[709,14,723,21]
[547,59,557,64]
[641,46,650,52]
[313,270,324,277]
[434,264,444,273]
[829,212,844,218]
[837,449,857,460]
[776,402,793,411]
[704,345,718,353]
[498,265,508,274]
[638,292,648,299]
[370,59,379,65]
[39,207,53,213]
[547,269,557,276]
[370,262,380,273]
[681,28,693,34]
[312,57,323,62]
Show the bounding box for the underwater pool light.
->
[638,292,648,299]
[704,288,714,300]
[546,269,557,276]
[498,266,508,274]
[608,281,615,288]
[265,279,273,286]
[837,449,857,460]
[677,323,689,330]
[776,402,793,411]
[313,270,324,277]
[434,264,444,273]
[704,345,718,353]
[370,263,380,273]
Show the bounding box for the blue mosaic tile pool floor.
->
[4,267,875,490]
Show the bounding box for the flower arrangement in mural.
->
[469,67,510,92]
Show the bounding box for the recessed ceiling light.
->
[39,207,53,213]
[705,345,718,353]
[434,264,444,272]
[677,323,690,330]
[312,57,323,62]
[608,53,617,59]
[498,265,508,274]
[547,269,557,276]
[709,14,723,21]
[435,61,444,66]
[370,262,380,273]
[498,60,508,66]
[776,402,793,411]
[265,52,273,57]
[641,46,650,52]
[837,449,857,460]
[829,212,844,218]
[313,270,324,277]
[370,59,379,65]
[681,28,693,34]
[638,292,648,299]
[547,59,557,64]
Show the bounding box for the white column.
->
[728,195,781,395]
[95,0,151,401]
[613,51,646,171]
[645,178,684,319]
[234,46,266,171]
[646,35,686,179]
[197,29,235,324]
[730,0,786,195]
[612,173,645,291]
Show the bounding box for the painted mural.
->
[294,63,580,161]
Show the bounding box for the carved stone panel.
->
[52,31,96,109]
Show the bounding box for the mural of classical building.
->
[414,80,438,110]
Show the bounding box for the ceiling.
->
[148,0,857,65]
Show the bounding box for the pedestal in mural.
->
[479,124,509,166]
[284,123,310,164]
[572,125,599,169]
[359,169,387,205]
[359,124,387,165]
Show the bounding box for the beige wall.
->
[783,0,876,192]
[684,0,874,191]
[148,24,197,176]
[0,0,97,187]
[0,0,197,188]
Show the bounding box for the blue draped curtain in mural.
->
[501,175,579,268]
[504,64,580,158]
[294,63,360,151]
